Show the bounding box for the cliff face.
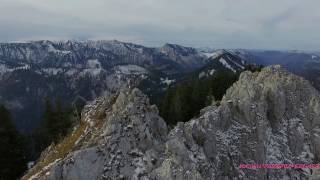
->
[25,65,320,180]
[158,65,320,179]
[24,88,169,180]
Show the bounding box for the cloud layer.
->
[1,0,319,50]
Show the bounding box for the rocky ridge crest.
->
[25,65,320,180]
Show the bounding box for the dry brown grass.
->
[22,121,89,180]
[23,93,119,180]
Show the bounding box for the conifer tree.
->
[34,98,74,157]
[160,70,240,125]
[0,105,27,179]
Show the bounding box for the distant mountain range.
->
[231,49,320,89]
[0,40,207,131]
[0,40,319,132]
[201,48,320,89]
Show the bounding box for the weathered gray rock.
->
[25,88,168,180]
[25,65,320,180]
[153,65,320,180]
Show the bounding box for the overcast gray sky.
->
[0,0,319,50]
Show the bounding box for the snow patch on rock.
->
[219,58,236,72]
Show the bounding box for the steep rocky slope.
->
[24,65,320,180]
[23,88,168,180]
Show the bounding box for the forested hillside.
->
[0,105,27,179]
[160,64,262,125]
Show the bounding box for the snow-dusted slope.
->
[25,66,320,180]
[197,50,246,79]
[0,40,207,131]
[160,43,206,69]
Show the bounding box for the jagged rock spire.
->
[25,66,320,180]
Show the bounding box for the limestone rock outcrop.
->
[155,65,320,179]
[25,65,320,180]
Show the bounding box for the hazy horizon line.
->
[0,38,318,52]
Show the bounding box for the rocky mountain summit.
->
[24,65,320,180]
